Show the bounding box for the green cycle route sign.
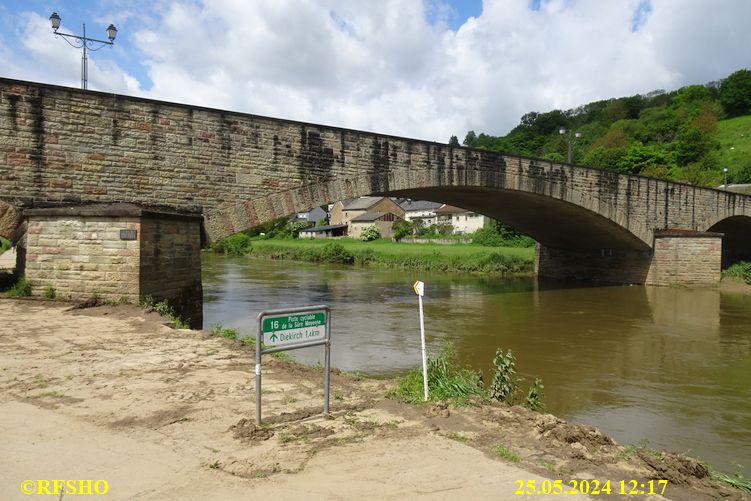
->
[255,305,331,425]
[261,310,327,348]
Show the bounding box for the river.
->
[202,253,751,474]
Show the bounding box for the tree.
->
[720,69,751,117]
[448,135,460,147]
[463,130,478,147]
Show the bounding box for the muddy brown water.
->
[202,254,751,474]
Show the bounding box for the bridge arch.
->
[205,168,651,252]
[706,215,751,267]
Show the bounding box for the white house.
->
[434,204,490,234]
[399,200,443,226]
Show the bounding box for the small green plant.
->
[492,444,519,462]
[7,278,32,298]
[524,378,545,411]
[539,460,556,473]
[490,348,520,403]
[390,342,486,406]
[42,285,56,299]
[210,322,239,340]
[446,432,469,442]
[240,336,256,347]
[271,351,294,362]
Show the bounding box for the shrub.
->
[392,219,411,241]
[360,225,381,242]
[0,236,10,254]
[42,285,56,299]
[212,233,253,256]
[320,242,354,264]
[723,261,751,284]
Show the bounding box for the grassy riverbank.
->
[244,238,535,275]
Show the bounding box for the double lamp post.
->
[49,12,118,90]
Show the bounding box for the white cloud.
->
[1,0,750,141]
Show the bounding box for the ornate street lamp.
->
[723,167,729,189]
[559,127,582,164]
[49,12,118,90]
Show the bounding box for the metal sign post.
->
[255,305,331,425]
[413,281,428,401]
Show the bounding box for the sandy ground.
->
[0,299,746,500]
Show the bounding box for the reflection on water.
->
[202,254,751,473]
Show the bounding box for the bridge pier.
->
[21,204,203,328]
[536,230,723,286]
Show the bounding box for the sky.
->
[0,0,749,142]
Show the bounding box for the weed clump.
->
[140,295,189,329]
[7,278,32,298]
[723,261,751,284]
[210,322,239,339]
[390,343,485,406]
[42,285,56,299]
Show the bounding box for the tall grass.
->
[389,343,486,406]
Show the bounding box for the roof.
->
[341,196,386,210]
[434,204,470,214]
[299,224,347,233]
[351,211,398,222]
[399,200,443,212]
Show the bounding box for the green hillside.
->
[716,115,751,183]
[458,69,751,187]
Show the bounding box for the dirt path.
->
[0,299,745,500]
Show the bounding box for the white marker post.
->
[413,280,428,402]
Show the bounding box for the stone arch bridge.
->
[1,78,750,323]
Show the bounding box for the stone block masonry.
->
[535,231,723,286]
[24,204,202,327]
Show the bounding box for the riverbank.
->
[1,298,746,500]
[240,238,535,275]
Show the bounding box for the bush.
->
[212,233,252,256]
[723,261,751,284]
[320,242,354,264]
[392,219,411,241]
[7,278,32,298]
[360,225,381,242]
[42,285,56,299]
[0,236,10,254]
